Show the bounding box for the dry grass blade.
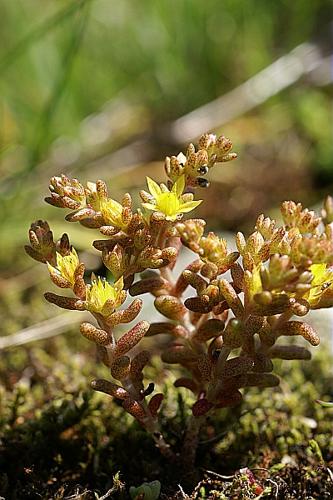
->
[0,311,89,349]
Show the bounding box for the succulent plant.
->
[26,132,333,468]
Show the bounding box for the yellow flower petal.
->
[310,263,329,285]
[142,202,158,211]
[179,200,202,213]
[307,263,333,305]
[146,177,162,199]
[100,198,127,228]
[142,176,201,220]
[86,276,126,315]
[48,248,79,286]
[172,175,185,198]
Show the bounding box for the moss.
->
[0,332,332,499]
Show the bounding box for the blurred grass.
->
[0,0,331,263]
[1,0,332,170]
[0,1,332,258]
[0,4,333,496]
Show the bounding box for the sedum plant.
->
[26,133,333,468]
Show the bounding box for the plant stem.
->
[121,376,176,461]
[272,309,293,332]
[181,415,205,472]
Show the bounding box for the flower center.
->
[156,193,180,216]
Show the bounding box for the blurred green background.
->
[1,0,332,265]
[0,0,332,331]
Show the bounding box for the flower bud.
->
[176,219,205,253]
[161,247,178,264]
[25,220,55,264]
[236,232,246,253]
[200,262,219,279]
[102,245,128,280]
[247,231,264,255]
[57,234,71,256]
[46,175,86,209]
[133,228,152,250]
[255,214,275,239]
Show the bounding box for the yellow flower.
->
[47,248,79,287]
[307,263,333,306]
[86,276,126,316]
[141,175,202,221]
[100,198,127,229]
